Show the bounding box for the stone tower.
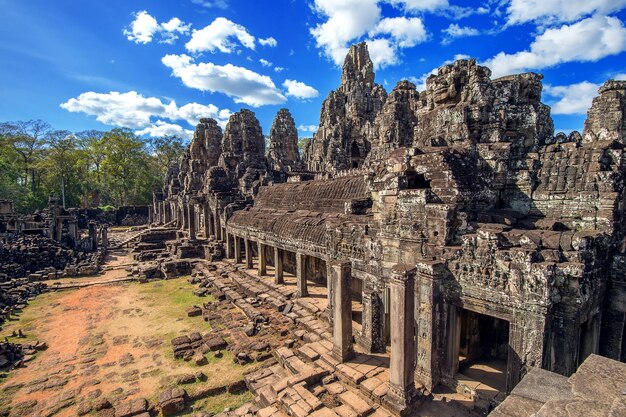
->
[303,42,387,172]
[267,108,300,180]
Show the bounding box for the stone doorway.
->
[351,276,364,333]
[456,309,509,394]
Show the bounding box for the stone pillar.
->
[68,221,78,243]
[55,217,64,241]
[148,205,153,224]
[101,225,108,250]
[187,203,196,240]
[386,264,418,414]
[361,289,385,353]
[208,213,215,237]
[258,242,267,276]
[274,247,284,284]
[414,261,444,391]
[331,261,353,362]
[204,204,211,239]
[234,236,242,263]
[88,221,98,251]
[296,252,308,297]
[245,239,254,269]
[226,233,233,259]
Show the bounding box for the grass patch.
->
[0,291,64,344]
[190,390,253,415]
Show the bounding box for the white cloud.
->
[310,1,430,69]
[310,0,381,65]
[124,11,159,44]
[385,0,449,13]
[506,0,626,25]
[160,17,192,44]
[370,17,428,48]
[136,121,194,139]
[60,91,230,136]
[259,58,272,67]
[283,79,319,99]
[615,73,626,80]
[259,37,277,47]
[162,54,286,106]
[124,11,191,44]
[364,38,399,68]
[441,23,479,45]
[185,17,255,53]
[544,81,600,114]
[483,15,626,78]
[190,0,229,9]
[298,124,318,133]
[274,66,284,72]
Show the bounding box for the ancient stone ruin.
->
[112,42,626,415]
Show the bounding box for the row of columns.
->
[223,231,419,414]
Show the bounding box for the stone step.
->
[338,390,375,417]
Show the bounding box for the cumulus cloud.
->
[186,17,255,53]
[310,0,430,69]
[259,37,278,47]
[136,121,194,138]
[298,124,319,133]
[616,73,626,80]
[505,0,626,25]
[483,15,626,78]
[369,17,428,48]
[60,91,230,138]
[274,66,284,72]
[162,54,286,106]
[310,0,381,66]
[441,24,480,45]
[385,0,449,13]
[544,81,601,114]
[124,11,191,44]
[283,79,319,99]
[259,58,272,67]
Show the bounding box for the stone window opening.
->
[350,142,361,169]
[405,169,431,189]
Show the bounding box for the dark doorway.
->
[350,142,361,169]
[458,309,509,392]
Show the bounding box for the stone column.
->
[101,225,108,250]
[331,261,353,362]
[68,220,78,243]
[187,203,196,241]
[361,288,385,353]
[55,217,64,241]
[148,205,153,224]
[226,233,233,259]
[258,242,267,276]
[88,221,98,251]
[208,214,215,237]
[245,239,254,269]
[203,203,211,240]
[274,247,284,284]
[414,261,444,391]
[386,264,417,414]
[182,201,189,229]
[234,236,242,263]
[296,252,308,297]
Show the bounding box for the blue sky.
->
[1,0,625,140]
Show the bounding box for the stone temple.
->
[149,42,626,415]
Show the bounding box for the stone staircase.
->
[196,260,397,417]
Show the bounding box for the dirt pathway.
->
[0,252,252,417]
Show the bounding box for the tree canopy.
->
[0,120,187,213]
